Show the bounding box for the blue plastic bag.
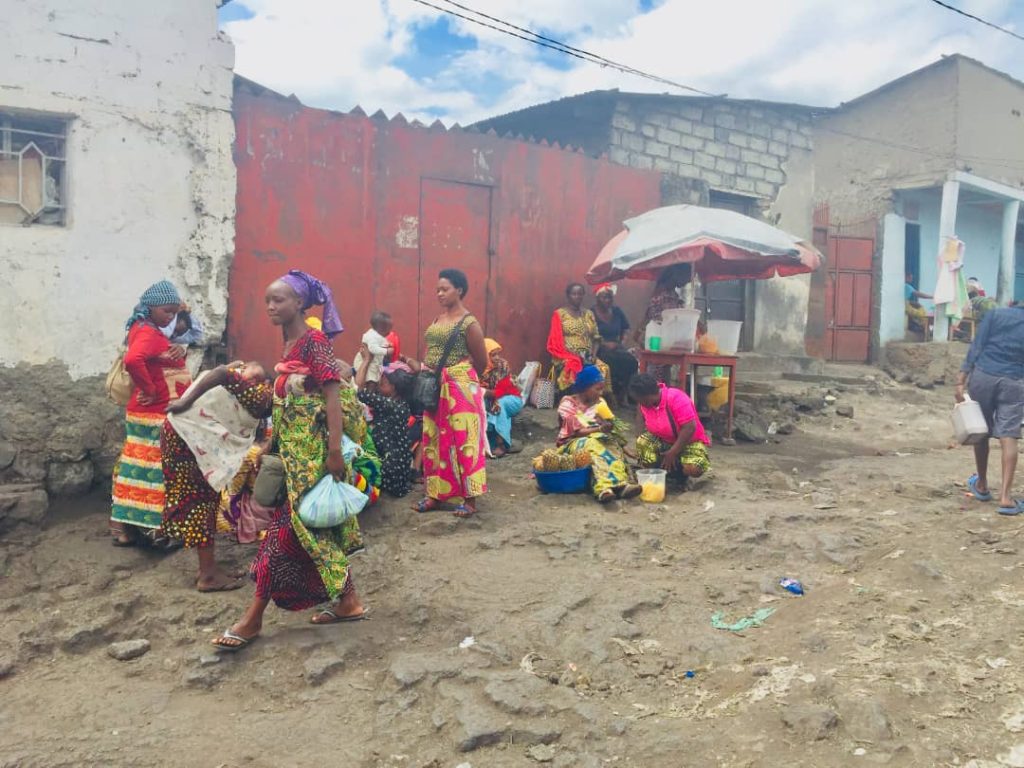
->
[298,474,369,528]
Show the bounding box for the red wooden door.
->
[825,236,874,362]
[418,179,493,348]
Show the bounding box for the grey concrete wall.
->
[956,59,1024,187]
[608,99,813,202]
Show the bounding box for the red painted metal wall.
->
[229,83,664,372]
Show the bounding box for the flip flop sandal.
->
[414,498,439,513]
[197,578,245,593]
[110,535,136,548]
[968,474,993,502]
[598,490,616,504]
[211,629,258,652]
[311,608,369,625]
[452,504,476,518]
[998,501,1023,516]
[620,484,643,500]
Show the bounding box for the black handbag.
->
[414,315,470,411]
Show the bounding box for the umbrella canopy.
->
[586,204,822,283]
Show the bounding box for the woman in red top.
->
[110,280,191,547]
[212,270,368,653]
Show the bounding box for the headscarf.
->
[573,364,605,393]
[483,338,504,379]
[279,270,343,338]
[594,283,617,296]
[126,280,181,330]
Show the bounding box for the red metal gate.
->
[417,179,492,350]
[825,236,874,362]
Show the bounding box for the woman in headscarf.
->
[592,283,638,405]
[547,282,611,397]
[481,338,524,458]
[414,268,489,518]
[355,349,417,498]
[161,361,273,591]
[110,280,191,548]
[212,270,369,652]
[555,365,641,504]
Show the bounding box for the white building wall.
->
[0,0,235,509]
[0,0,236,376]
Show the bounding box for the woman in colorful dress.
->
[110,280,191,548]
[161,361,273,591]
[481,338,524,458]
[212,270,368,652]
[547,282,611,397]
[415,268,489,518]
[556,365,641,504]
[592,283,638,405]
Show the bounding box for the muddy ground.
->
[2,367,1024,768]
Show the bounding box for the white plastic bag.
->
[298,474,369,528]
[516,362,541,403]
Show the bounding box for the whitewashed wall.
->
[0,0,236,376]
[0,0,235,508]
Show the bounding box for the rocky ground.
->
[3,352,1024,767]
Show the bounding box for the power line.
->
[926,0,1024,43]
[406,0,717,96]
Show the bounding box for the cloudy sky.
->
[220,0,1024,124]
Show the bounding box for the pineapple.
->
[541,449,562,472]
[574,450,592,468]
[559,453,576,471]
[532,455,545,472]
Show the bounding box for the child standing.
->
[629,373,711,482]
[353,311,393,389]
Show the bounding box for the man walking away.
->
[957,304,1024,515]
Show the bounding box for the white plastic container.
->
[661,308,701,352]
[645,321,663,351]
[636,468,667,503]
[952,399,988,446]
[707,319,743,356]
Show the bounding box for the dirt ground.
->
[3,367,1024,768]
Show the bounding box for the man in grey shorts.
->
[956,304,1024,515]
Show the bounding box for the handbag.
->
[516,361,541,403]
[298,474,370,528]
[413,315,469,411]
[105,346,132,406]
[253,454,287,507]
[530,367,556,409]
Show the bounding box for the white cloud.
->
[223,0,1024,124]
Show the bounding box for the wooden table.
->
[635,351,738,441]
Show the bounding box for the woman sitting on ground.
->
[556,365,641,504]
[482,338,524,458]
[547,282,611,397]
[629,373,711,484]
[161,361,273,592]
[355,347,418,498]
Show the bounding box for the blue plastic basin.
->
[534,466,592,494]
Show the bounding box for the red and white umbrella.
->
[587,204,822,283]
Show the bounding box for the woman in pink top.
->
[629,373,711,482]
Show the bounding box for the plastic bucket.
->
[535,466,592,493]
[636,468,667,503]
[661,309,701,352]
[707,319,743,355]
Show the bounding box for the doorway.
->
[417,179,494,345]
[904,222,921,290]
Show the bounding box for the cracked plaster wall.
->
[0,0,235,505]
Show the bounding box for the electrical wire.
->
[406,0,717,96]
[926,0,1024,43]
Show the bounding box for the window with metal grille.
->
[0,110,68,226]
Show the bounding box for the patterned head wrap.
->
[594,283,617,296]
[126,280,181,329]
[279,270,343,338]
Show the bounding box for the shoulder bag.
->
[105,346,132,406]
[413,315,470,412]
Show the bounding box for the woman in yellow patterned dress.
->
[415,268,489,518]
[547,282,611,396]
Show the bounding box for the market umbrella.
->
[586,204,822,283]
